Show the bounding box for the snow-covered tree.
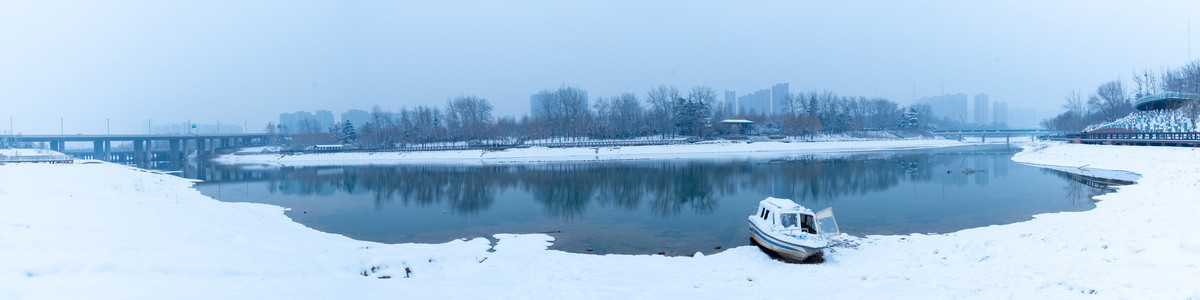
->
[340,120,357,144]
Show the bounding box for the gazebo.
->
[719,119,755,136]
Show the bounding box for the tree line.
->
[269,85,935,150]
[1043,60,1200,133]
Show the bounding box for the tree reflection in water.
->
[211,150,1127,221]
[182,146,1144,254]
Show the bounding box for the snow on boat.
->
[748,197,841,263]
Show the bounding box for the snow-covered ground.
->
[0,148,65,157]
[1085,109,1200,132]
[3,142,1198,298]
[213,139,971,166]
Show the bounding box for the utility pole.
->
[148,119,151,135]
[107,118,110,135]
[244,121,247,134]
[60,117,64,135]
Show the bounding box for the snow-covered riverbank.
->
[2,142,1198,298]
[213,139,969,166]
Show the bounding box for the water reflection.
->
[194,149,1121,221]
[1041,168,1135,205]
[184,146,1130,254]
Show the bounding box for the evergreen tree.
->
[341,120,357,144]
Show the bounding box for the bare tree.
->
[1063,90,1086,116]
[687,86,717,109]
[445,95,494,142]
[1087,80,1133,122]
[611,93,644,138]
[1161,60,1200,94]
[1132,69,1160,97]
[646,85,680,137]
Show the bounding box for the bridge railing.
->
[0,154,74,163]
[1057,132,1200,141]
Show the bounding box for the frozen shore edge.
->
[212,139,972,167]
[2,142,1198,298]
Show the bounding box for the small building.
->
[0,149,73,164]
[1134,92,1199,111]
[719,119,756,137]
[307,144,346,152]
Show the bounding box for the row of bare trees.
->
[1043,60,1200,133]
[274,85,925,149]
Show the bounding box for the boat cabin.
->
[754,197,839,236]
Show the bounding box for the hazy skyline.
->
[2,1,1198,134]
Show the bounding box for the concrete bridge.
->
[931,129,1049,143]
[7,133,271,163]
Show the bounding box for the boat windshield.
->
[779,213,798,228]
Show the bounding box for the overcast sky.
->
[2,0,1198,134]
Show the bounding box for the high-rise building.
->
[919,93,969,123]
[992,101,1008,127]
[737,89,771,115]
[341,109,370,129]
[279,111,317,133]
[973,93,989,125]
[728,83,791,115]
[771,83,789,114]
[724,91,736,114]
[315,110,335,131]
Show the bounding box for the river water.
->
[180,145,1130,255]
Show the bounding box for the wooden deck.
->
[1044,132,1200,147]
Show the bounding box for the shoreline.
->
[212,138,974,167]
[2,142,1197,298]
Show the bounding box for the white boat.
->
[748,197,841,263]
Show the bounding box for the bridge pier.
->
[93,141,105,160]
[133,140,146,163]
[169,139,182,162]
[196,139,208,156]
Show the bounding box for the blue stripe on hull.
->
[748,222,809,253]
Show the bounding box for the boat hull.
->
[748,221,822,263]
